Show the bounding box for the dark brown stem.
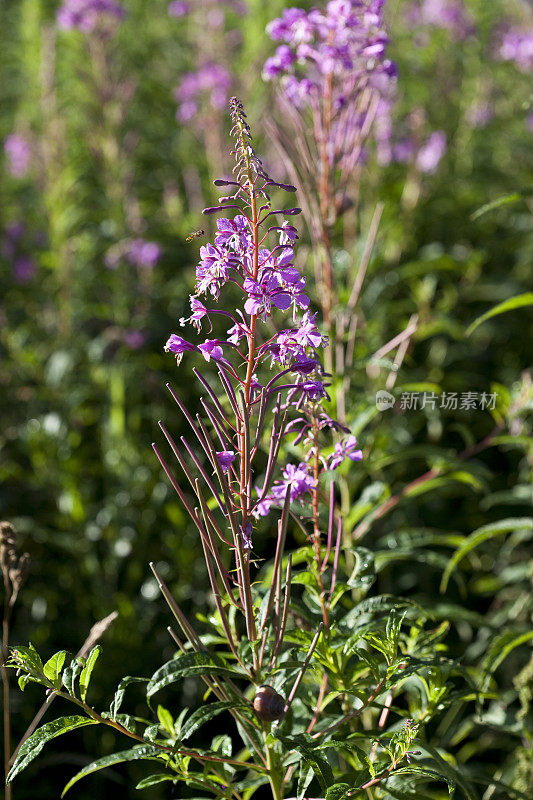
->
[2,565,12,800]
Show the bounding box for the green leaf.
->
[12,644,44,676]
[156,705,174,736]
[62,658,84,697]
[466,292,533,336]
[18,674,31,691]
[325,783,351,800]
[135,773,175,789]
[441,517,533,591]
[147,653,245,700]
[470,192,522,221]
[393,764,456,793]
[481,630,533,691]
[7,716,98,783]
[43,651,68,686]
[276,733,334,792]
[419,744,476,800]
[179,700,246,742]
[110,676,148,719]
[62,745,164,796]
[298,763,315,800]
[79,646,101,702]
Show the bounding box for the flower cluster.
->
[264,2,396,106]
[4,134,32,179]
[404,0,474,41]
[57,0,126,34]
[165,212,325,382]
[175,63,232,122]
[498,27,533,73]
[263,1,397,190]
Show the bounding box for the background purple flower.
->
[416,130,447,173]
[404,0,474,41]
[57,0,126,34]
[175,63,232,122]
[4,134,32,178]
[498,27,533,72]
[13,256,36,284]
[126,239,162,269]
[168,1,189,17]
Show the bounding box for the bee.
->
[186,230,205,242]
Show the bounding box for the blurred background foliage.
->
[0,0,532,797]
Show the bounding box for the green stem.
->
[265,734,283,800]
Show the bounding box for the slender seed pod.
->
[253,685,285,722]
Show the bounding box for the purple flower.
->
[295,311,328,350]
[227,316,250,344]
[175,63,232,122]
[498,28,533,72]
[255,462,317,518]
[57,0,126,34]
[328,435,363,470]
[241,522,253,549]
[13,257,36,284]
[216,450,235,472]
[279,222,299,245]
[123,330,147,350]
[164,334,196,364]
[180,297,208,331]
[196,244,235,299]
[404,0,474,41]
[466,102,494,129]
[264,2,397,165]
[4,134,31,178]
[243,274,291,318]
[215,216,251,252]
[301,380,329,401]
[168,1,188,17]
[416,131,446,173]
[198,338,224,362]
[126,239,162,269]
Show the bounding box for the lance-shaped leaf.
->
[109,676,149,719]
[147,653,246,699]
[276,733,334,792]
[179,700,248,742]
[135,773,175,789]
[466,291,533,335]
[62,744,164,796]
[7,716,98,783]
[79,645,101,702]
[43,650,68,687]
[480,629,533,691]
[440,517,533,592]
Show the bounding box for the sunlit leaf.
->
[62,745,165,795]
[7,717,98,783]
[79,646,101,702]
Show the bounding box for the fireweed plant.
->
[7,102,495,800]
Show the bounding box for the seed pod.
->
[253,685,285,722]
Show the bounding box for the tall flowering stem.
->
[161,98,362,660]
